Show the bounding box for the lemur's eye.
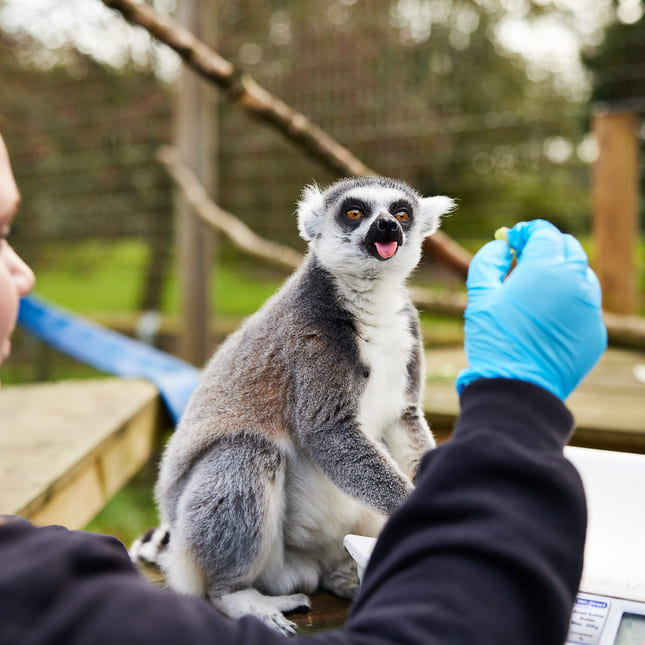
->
[346,209,363,220]
[395,211,410,222]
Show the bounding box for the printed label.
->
[567,595,610,645]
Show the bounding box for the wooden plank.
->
[289,592,350,633]
[592,111,639,314]
[0,378,165,528]
[424,347,645,452]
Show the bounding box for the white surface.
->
[633,364,645,384]
[343,534,376,583]
[565,446,645,604]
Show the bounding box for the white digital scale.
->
[344,446,645,645]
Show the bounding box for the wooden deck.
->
[424,347,645,452]
[290,592,351,633]
[0,378,166,528]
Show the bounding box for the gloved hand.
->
[456,219,607,400]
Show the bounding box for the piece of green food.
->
[494,226,509,243]
[494,226,517,266]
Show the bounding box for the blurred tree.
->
[583,2,645,228]
[216,0,592,242]
[583,5,645,106]
[0,0,597,282]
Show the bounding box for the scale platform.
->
[344,446,645,645]
[564,446,645,645]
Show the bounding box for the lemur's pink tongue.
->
[374,240,398,259]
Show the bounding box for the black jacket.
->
[0,378,585,645]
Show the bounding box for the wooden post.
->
[592,110,639,315]
[175,0,217,365]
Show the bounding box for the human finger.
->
[584,266,604,309]
[507,219,564,265]
[466,239,513,292]
[562,234,587,263]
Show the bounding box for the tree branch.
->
[156,145,304,272]
[157,145,466,312]
[102,0,375,179]
[100,0,472,277]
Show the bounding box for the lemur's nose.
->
[376,217,398,233]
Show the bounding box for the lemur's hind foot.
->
[213,588,311,636]
[320,558,360,600]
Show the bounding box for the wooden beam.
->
[158,145,304,271]
[423,347,645,454]
[592,110,639,315]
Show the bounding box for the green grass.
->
[34,240,151,313]
[32,239,286,319]
[164,260,286,319]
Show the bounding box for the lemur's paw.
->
[268,613,299,637]
[214,589,310,636]
[321,563,360,599]
[272,592,312,614]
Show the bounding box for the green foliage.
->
[582,11,645,229]
[27,239,284,318]
[216,0,593,242]
[583,13,645,106]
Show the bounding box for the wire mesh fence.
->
[216,0,596,248]
[0,0,643,335]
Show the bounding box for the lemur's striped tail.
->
[129,525,170,586]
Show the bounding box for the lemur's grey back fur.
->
[134,177,455,635]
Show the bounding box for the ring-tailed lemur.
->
[131,177,455,634]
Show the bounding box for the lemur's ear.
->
[417,195,456,236]
[297,183,324,242]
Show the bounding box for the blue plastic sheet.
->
[17,294,201,425]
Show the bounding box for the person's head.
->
[0,132,35,372]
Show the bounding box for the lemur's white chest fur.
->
[354,291,414,442]
[282,284,415,579]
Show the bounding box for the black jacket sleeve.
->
[331,378,586,645]
[0,378,585,645]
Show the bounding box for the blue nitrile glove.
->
[456,219,607,400]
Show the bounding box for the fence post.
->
[592,110,639,315]
[175,0,217,366]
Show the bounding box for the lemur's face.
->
[297,177,454,279]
